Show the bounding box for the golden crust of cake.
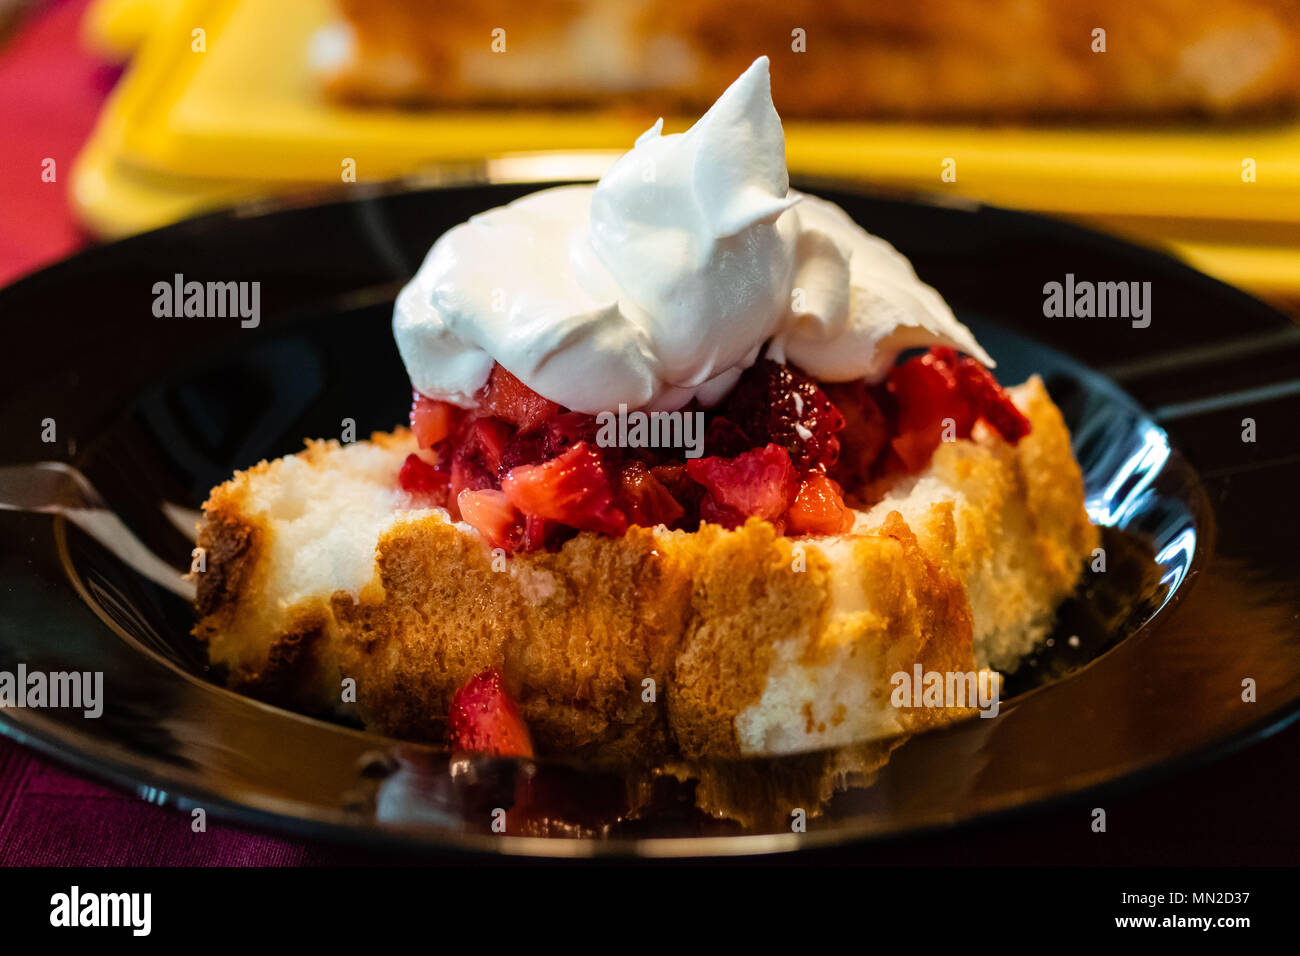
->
[331,519,694,763]
[319,0,1300,118]
[192,377,1096,761]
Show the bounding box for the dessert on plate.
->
[193,58,1097,763]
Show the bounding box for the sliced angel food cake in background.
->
[192,58,1097,762]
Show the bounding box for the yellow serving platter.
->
[74,0,1300,301]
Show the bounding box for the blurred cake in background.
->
[313,0,1300,118]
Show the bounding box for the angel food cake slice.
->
[193,59,1096,762]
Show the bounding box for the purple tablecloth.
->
[0,736,354,865]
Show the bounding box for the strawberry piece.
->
[686,443,798,525]
[448,668,534,759]
[398,453,450,504]
[465,417,513,475]
[702,416,752,459]
[887,348,977,472]
[410,391,461,449]
[892,348,977,435]
[824,380,890,488]
[786,474,855,535]
[649,463,704,527]
[953,354,1032,443]
[615,460,685,527]
[698,495,748,531]
[541,411,601,459]
[447,455,494,519]
[888,347,1032,471]
[457,488,522,552]
[520,514,559,551]
[447,417,514,517]
[478,363,561,433]
[720,359,845,472]
[499,411,600,473]
[500,430,550,473]
[501,441,628,536]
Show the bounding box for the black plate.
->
[1,178,1298,856]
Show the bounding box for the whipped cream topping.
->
[394,57,991,414]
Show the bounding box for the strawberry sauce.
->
[399,350,1030,552]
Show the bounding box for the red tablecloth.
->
[0,0,105,284]
[2,0,1297,868]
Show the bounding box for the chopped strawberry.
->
[447,417,514,517]
[892,348,977,436]
[465,417,514,474]
[952,354,1032,443]
[786,474,855,535]
[500,429,550,473]
[686,443,798,526]
[519,514,559,551]
[702,416,752,459]
[649,463,704,527]
[457,488,522,552]
[541,411,601,458]
[615,460,685,527]
[448,458,493,520]
[478,363,561,433]
[698,495,747,530]
[824,380,890,488]
[398,453,450,504]
[888,348,1031,471]
[721,359,845,472]
[402,350,1024,545]
[410,391,461,449]
[448,668,534,759]
[497,411,599,472]
[501,442,628,536]
[887,348,977,471]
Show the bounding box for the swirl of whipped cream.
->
[394,56,991,414]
